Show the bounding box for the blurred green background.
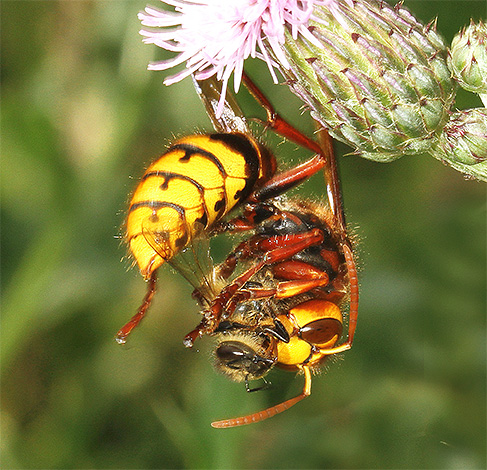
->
[1,1,485,468]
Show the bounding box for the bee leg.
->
[245,376,271,393]
[211,217,256,235]
[184,279,261,347]
[271,259,332,280]
[116,272,157,344]
[212,236,260,281]
[242,71,338,206]
[217,223,328,282]
[244,72,349,251]
[211,365,312,428]
[241,72,337,204]
[269,259,333,298]
[229,277,328,302]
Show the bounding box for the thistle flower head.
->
[449,20,487,104]
[280,0,456,162]
[139,0,351,114]
[138,0,484,180]
[433,107,487,180]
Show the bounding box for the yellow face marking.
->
[277,336,313,366]
[275,301,344,366]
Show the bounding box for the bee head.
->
[213,332,277,383]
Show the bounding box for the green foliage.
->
[1,1,485,468]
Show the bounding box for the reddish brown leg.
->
[316,242,358,356]
[211,229,325,313]
[213,235,262,281]
[271,260,329,280]
[215,225,325,281]
[183,229,325,347]
[116,272,157,344]
[214,146,329,240]
[341,242,359,347]
[196,72,330,158]
[227,278,330,306]
[242,72,323,155]
[240,72,333,203]
[211,365,312,428]
[248,155,326,204]
[225,260,332,304]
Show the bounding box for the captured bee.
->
[117,74,330,344]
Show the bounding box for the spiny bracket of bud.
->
[280,0,456,163]
[432,108,487,181]
[449,20,487,106]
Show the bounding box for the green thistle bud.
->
[433,108,487,181]
[280,0,456,163]
[449,20,487,106]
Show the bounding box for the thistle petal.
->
[138,0,344,116]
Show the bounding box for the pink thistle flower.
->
[138,0,351,115]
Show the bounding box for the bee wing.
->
[141,220,218,307]
[192,75,250,134]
